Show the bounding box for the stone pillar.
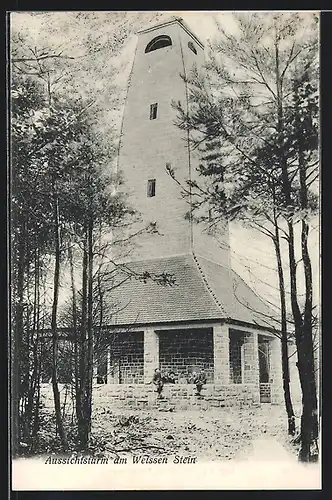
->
[243,332,259,385]
[144,328,159,384]
[269,337,283,404]
[213,324,230,384]
[106,346,111,384]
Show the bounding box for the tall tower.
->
[118,17,230,267]
[106,17,281,405]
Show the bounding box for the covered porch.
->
[94,322,282,405]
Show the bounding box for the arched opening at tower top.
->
[188,41,197,54]
[145,35,172,53]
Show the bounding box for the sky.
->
[10,11,320,314]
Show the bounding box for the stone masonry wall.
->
[242,331,259,386]
[40,383,261,412]
[158,328,214,382]
[268,337,283,404]
[213,325,230,384]
[108,331,144,384]
[144,328,159,383]
[92,383,260,410]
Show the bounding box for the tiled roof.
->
[194,254,279,329]
[109,253,279,330]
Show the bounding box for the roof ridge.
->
[137,16,205,49]
[191,252,227,316]
[195,253,278,317]
[227,264,279,317]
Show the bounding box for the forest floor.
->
[14,393,322,489]
[33,386,304,462]
[89,403,301,462]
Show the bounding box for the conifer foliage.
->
[173,12,319,461]
[10,19,136,454]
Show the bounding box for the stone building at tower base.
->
[92,253,285,409]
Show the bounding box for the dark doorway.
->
[229,330,245,384]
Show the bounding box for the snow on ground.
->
[90,403,300,462]
[13,398,321,490]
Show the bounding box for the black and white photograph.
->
[9,10,321,490]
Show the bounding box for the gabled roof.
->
[109,253,279,330]
[137,16,205,49]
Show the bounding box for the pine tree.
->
[173,12,319,459]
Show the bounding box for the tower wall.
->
[117,19,230,266]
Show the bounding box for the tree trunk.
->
[273,226,296,436]
[24,246,39,445]
[22,249,31,437]
[12,226,26,455]
[68,243,81,425]
[297,329,319,462]
[78,220,94,449]
[85,219,94,445]
[77,236,88,448]
[297,220,318,462]
[25,247,40,447]
[287,219,319,461]
[50,190,68,451]
[31,244,42,450]
[274,38,317,458]
[294,81,319,462]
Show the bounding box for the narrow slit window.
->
[150,103,158,120]
[147,179,156,197]
[188,41,197,55]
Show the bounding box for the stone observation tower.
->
[95,17,284,409]
[117,15,230,266]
